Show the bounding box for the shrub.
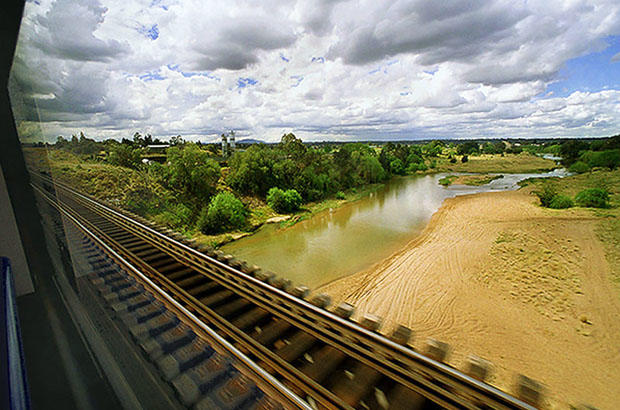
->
[575,188,610,208]
[533,183,557,207]
[549,195,574,209]
[108,144,142,169]
[267,187,303,213]
[407,162,428,173]
[568,161,590,174]
[335,191,346,200]
[461,155,468,163]
[197,192,246,233]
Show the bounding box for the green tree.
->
[580,149,620,170]
[227,144,279,196]
[108,144,143,169]
[197,192,246,233]
[167,144,220,202]
[560,140,589,164]
[568,161,590,174]
[457,141,480,156]
[280,133,307,161]
[267,187,303,213]
[390,159,405,175]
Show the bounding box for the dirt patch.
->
[319,188,620,409]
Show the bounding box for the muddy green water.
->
[223,170,568,289]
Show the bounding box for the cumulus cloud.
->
[34,0,129,62]
[8,0,620,143]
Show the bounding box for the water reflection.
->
[223,170,566,288]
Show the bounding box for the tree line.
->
[47,131,620,237]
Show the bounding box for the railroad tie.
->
[213,298,251,318]
[516,374,544,408]
[199,289,234,307]
[390,325,413,346]
[465,355,492,382]
[381,384,427,410]
[129,310,180,342]
[156,338,216,380]
[274,331,317,362]
[425,338,450,363]
[300,345,347,382]
[331,362,383,407]
[140,323,196,361]
[187,280,219,297]
[119,301,165,326]
[252,318,291,346]
[170,353,233,406]
[231,307,270,331]
[102,283,144,304]
[110,294,154,313]
[193,374,260,410]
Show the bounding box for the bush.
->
[533,183,557,208]
[108,144,143,169]
[575,188,610,208]
[407,162,428,173]
[568,161,590,174]
[197,192,246,233]
[267,187,303,213]
[461,155,468,163]
[335,191,346,200]
[549,195,574,209]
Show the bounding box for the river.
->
[222,169,569,289]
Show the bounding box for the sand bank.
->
[319,187,620,409]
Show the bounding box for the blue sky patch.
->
[138,24,159,40]
[280,53,290,62]
[166,64,220,80]
[290,75,304,87]
[545,35,620,98]
[150,0,169,11]
[237,77,258,88]
[139,70,166,81]
[311,57,325,63]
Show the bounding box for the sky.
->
[9,0,620,143]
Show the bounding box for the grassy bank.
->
[436,152,556,173]
[439,174,504,186]
[525,169,620,287]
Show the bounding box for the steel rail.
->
[34,183,348,409]
[33,183,314,410]
[32,173,536,410]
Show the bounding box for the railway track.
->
[31,173,540,410]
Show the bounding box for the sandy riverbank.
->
[318,187,620,409]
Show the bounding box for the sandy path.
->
[319,188,620,409]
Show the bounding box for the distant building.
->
[146,144,169,154]
[221,135,228,157]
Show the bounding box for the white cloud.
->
[9,0,620,143]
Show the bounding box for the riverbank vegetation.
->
[439,174,504,186]
[526,167,620,288]
[28,132,618,247]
